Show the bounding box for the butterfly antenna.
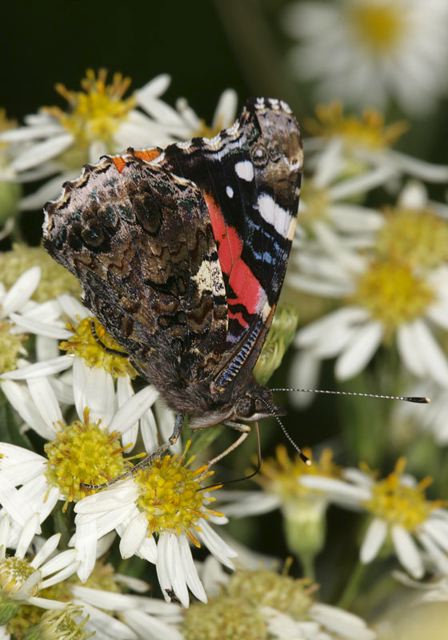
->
[260,397,311,466]
[271,387,430,404]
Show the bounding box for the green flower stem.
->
[337,560,369,610]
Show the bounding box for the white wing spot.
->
[226,186,234,198]
[257,193,295,240]
[235,160,254,182]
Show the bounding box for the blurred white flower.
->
[73,445,236,607]
[283,0,448,116]
[178,558,376,640]
[0,71,238,212]
[290,182,448,386]
[305,102,448,185]
[301,459,448,578]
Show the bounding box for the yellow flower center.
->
[352,260,434,334]
[183,570,316,639]
[6,583,71,639]
[60,317,136,378]
[45,69,135,165]
[135,446,220,541]
[36,604,93,640]
[183,595,267,640]
[349,2,406,53]
[0,558,35,597]
[0,321,26,374]
[363,459,444,531]
[377,207,448,270]
[258,445,339,501]
[0,245,80,303]
[306,102,407,150]
[44,408,128,503]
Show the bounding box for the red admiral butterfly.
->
[43,97,303,462]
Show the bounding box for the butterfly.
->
[43,97,303,464]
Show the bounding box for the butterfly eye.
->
[81,224,105,248]
[251,143,268,167]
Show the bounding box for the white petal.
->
[212,89,238,128]
[12,134,74,172]
[335,321,383,380]
[58,294,89,320]
[0,380,56,439]
[397,323,427,378]
[120,512,148,559]
[16,513,40,559]
[178,534,207,603]
[121,609,182,640]
[1,355,73,380]
[392,525,424,578]
[75,519,98,582]
[20,171,78,210]
[30,533,61,569]
[412,320,448,386]
[360,518,387,563]
[2,267,41,316]
[9,312,71,339]
[109,386,158,434]
[310,603,375,640]
[196,519,236,568]
[27,376,63,429]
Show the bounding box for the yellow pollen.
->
[349,2,406,53]
[306,102,407,150]
[44,409,128,503]
[45,69,135,157]
[363,458,444,531]
[60,317,136,378]
[0,321,27,374]
[136,446,220,536]
[257,445,339,500]
[351,259,434,334]
[377,207,448,270]
[0,558,35,597]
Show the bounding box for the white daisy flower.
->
[0,71,173,211]
[294,138,387,247]
[283,0,448,116]
[305,102,448,185]
[73,444,237,607]
[291,220,448,385]
[0,374,158,540]
[178,557,376,639]
[0,515,78,611]
[2,294,164,453]
[301,459,448,578]
[219,447,340,573]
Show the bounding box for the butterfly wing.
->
[43,155,229,412]
[144,97,303,390]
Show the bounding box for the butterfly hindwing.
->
[43,156,229,409]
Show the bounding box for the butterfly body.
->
[43,97,303,432]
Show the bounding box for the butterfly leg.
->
[81,413,184,489]
[204,422,251,468]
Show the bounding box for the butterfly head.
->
[233,382,280,422]
[244,97,303,182]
